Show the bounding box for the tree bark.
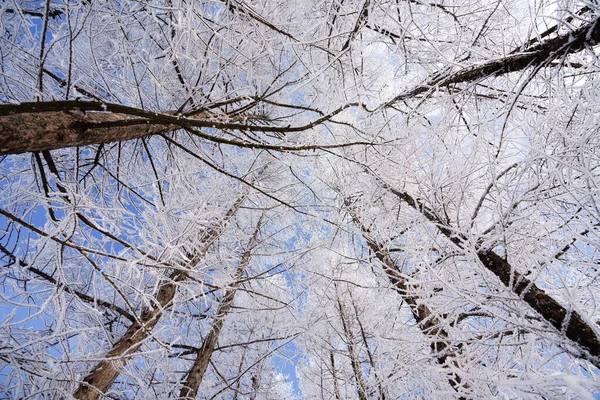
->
[479,251,600,362]
[0,100,357,155]
[178,218,261,399]
[0,103,176,155]
[386,16,600,105]
[329,350,343,400]
[73,192,248,400]
[350,294,386,400]
[3,18,599,156]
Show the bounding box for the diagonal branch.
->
[179,217,262,399]
[385,16,600,106]
[0,243,135,322]
[345,203,468,396]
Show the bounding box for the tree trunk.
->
[0,102,176,155]
[376,180,600,367]
[386,16,600,105]
[479,251,600,362]
[347,205,467,395]
[178,218,262,399]
[329,350,343,400]
[336,296,369,400]
[350,294,386,400]
[2,18,599,156]
[0,101,247,155]
[73,193,248,400]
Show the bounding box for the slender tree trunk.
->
[336,296,369,400]
[178,219,262,399]
[385,16,600,105]
[346,205,467,395]
[73,192,248,400]
[329,350,343,400]
[232,334,250,400]
[349,294,386,400]
[248,360,263,400]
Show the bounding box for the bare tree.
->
[2,1,600,398]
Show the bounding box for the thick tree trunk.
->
[73,193,248,400]
[73,272,184,400]
[2,18,599,156]
[178,219,261,399]
[0,104,176,155]
[479,251,600,362]
[0,101,247,155]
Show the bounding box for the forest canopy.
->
[1,0,600,399]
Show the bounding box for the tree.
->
[178,217,261,399]
[2,0,600,399]
[73,192,248,400]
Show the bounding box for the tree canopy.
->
[1,1,600,399]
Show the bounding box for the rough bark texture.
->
[0,100,353,155]
[73,193,248,400]
[2,18,599,156]
[0,109,175,155]
[73,273,184,400]
[178,219,261,400]
[479,251,600,362]
[177,299,227,400]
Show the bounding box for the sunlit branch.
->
[0,243,136,322]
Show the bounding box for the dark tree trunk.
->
[376,180,600,367]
